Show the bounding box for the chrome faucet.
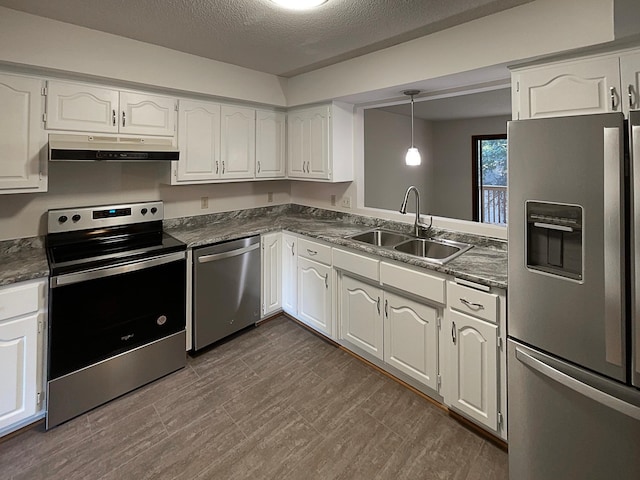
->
[399,186,432,237]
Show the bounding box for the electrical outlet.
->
[200,196,209,209]
[330,195,336,206]
[267,192,274,203]
[341,196,352,208]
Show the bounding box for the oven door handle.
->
[51,251,186,287]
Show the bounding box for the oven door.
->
[48,252,186,380]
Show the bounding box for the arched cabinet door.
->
[447,309,498,430]
[297,257,332,336]
[339,275,383,360]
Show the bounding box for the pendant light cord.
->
[410,94,415,148]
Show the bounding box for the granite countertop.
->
[1,205,508,289]
[165,206,508,289]
[0,237,49,287]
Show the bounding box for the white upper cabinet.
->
[0,74,47,194]
[620,50,640,114]
[255,110,285,178]
[220,105,255,180]
[176,99,221,183]
[45,80,176,136]
[512,56,622,120]
[287,102,353,182]
[119,91,176,137]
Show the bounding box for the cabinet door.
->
[221,105,255,179]
[256,110,285,178]
[297,257,332,337]
[306,106,330,179]
[176,99,221,182]
[0,74,46,193]
[621,50,640,114]
[261,232,282,317]
[45,80,119,133]
[282,233,297,316]
[515,56,621,119]
[287,110,305,177]
[119,91,176,136]
[339,275,383,360]
[384,291,438,390]
[0,314,38,431]
[446,309,498,430]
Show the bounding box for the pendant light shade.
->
[404,90,421,166]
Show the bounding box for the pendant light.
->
[404,90,421,166]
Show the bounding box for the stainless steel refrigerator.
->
[507,111,640,480]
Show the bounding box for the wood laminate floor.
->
[1,316,508,480]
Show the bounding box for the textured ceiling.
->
[380,88,511,121]
[0,0,532,77]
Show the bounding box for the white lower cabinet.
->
[339,275,383,360]
[297,256,332,337]
[261,232,282,318]
[384,291,439,391]
[0,279,46,435]
[445,309,498,430]
[281,232,297,316]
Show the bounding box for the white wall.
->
[286,0,615,105]
[0,163,290,240]
[363,109,433,214]
[0,7,287,107]
[431,115,510,220]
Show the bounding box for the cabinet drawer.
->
[380,262,445,304]
[448,281,498,323]
[298,237,332,265]
[333,248,379,281]
[0,282,40,322]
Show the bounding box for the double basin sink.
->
[346,228,473,264]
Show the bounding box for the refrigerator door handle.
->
[603,126,624,367]
[633,121,640,387]
[515,347,640,421]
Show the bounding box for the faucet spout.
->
[399,186,432,237]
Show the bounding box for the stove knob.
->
[58,215,68,223]
[141,208,148,215]
[150,207,158,214]
[72,214,81,222]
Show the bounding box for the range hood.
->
[49,134,179,162]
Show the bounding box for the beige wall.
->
[363,109,433,214]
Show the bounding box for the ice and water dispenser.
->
[526,201,583,281]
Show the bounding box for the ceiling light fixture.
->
[404,90,421,166]
[270,0,328,10]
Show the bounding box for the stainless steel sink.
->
[347,229,413,247]
[393,237,473,264]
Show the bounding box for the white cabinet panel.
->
[256,110,285,178]
[297,256,332,337]
[221,105,255,179]
[176,99,221,182]
[513,56,621,119]
[0,74,46,193]
[282,232,297,316]
[287,111,305,176]
[46,80,119,133]
[307,107,330,179]
[446,309,498,430]
[261,232,282,317]
[0,313,38,431]
[339,275,383,360]
[384,291,438,390]
[620,50,640,114]
[119,91,176,137]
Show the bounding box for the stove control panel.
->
[48,201,164,233]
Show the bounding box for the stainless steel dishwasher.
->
[193,235,261,351]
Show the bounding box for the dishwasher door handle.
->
[197,243,260,263]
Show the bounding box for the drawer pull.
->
[460,298,485,310]
[307,249,317,256]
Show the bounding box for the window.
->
[472,134,507,225]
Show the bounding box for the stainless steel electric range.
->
[45,201,187,429]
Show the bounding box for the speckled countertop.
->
[0,205,508,289]
[0,237,49,287]
[165,205,508,289]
